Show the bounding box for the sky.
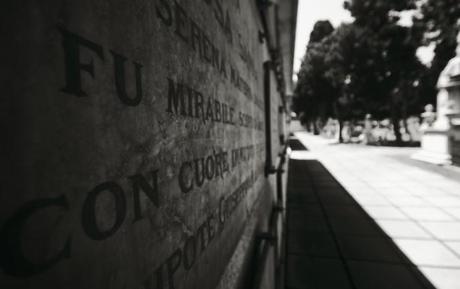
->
[293,1,435,81]
[293,0,353,81]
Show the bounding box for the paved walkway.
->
[286,132,460,289]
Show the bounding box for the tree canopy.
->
[413,0,460,104]
[293,0,459,143]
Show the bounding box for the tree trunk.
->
[338,119,344,143]
[392,117,402,146]
[313,121,320,135]
[403,118,411,142]
[305,121,311,132]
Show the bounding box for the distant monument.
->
[362,114,375,144]
[413,31,460,165]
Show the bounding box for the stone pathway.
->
[285,132,460,289]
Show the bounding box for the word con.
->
[0,171,159,276]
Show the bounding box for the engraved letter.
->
[111,51,143,106]
[130,171,160,223]
[81,182,126,240]
[59,27,104,96]
[0,195,71,276]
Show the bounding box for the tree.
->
[323,24,365,142]
[295,1,428,144]
[343,0,424,144]
[309,20,334,44]
[413,0,460,107]
[293,20,336,134]
[344,0,417,29]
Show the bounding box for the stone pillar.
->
[413,32,460,165]
[446,88,460,165]
[362,114,375,144]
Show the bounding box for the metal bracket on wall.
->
[257,0,275,10]
[257,232,277,244]
[273,205,284,212]
[265,165,277,176]
[259,31,266,43]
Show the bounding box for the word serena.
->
[155,0,251,99]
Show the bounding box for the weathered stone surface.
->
[0,0,283,288]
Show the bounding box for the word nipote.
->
[142,173,256,289]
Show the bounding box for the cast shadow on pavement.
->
[288,138,309,151]
[285,159,436,289]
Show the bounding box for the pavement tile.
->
[352,195,392,206]
[363,206,408,220]
[376,220,432,239]
[318,193,355,205]
[376,188,412,196]
[287,135,460,289]
[288,194,318,206]
[288,213,329,232]
[433,183,460,192]
[314,181,342,187]
[322,204,368,218]
[288,206,324,216]
[445,241,460,257]
[399,207,454,221]
[287,181,314,194]
[342,185,376,193]
[286,255,352,289]
[386,196,430,207]
[347,261,428,289]
[444,208,460,219]
[336,235,404,263]
[287,232,339,257]
[419,222,460,240]
[369,182,401,189]
[419,267,460,289]
[402,187,443,197]
[394,239,460,267]
[315,187,348,194]
[423,196,460,207]
[329,217,381,236]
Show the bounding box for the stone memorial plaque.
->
[0,0,279,288]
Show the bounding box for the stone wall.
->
[0,0,292,288]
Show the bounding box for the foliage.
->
[344,0,416,30]
[293,20,336,125]
[413,0,460,104]
[294,0,433,143]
